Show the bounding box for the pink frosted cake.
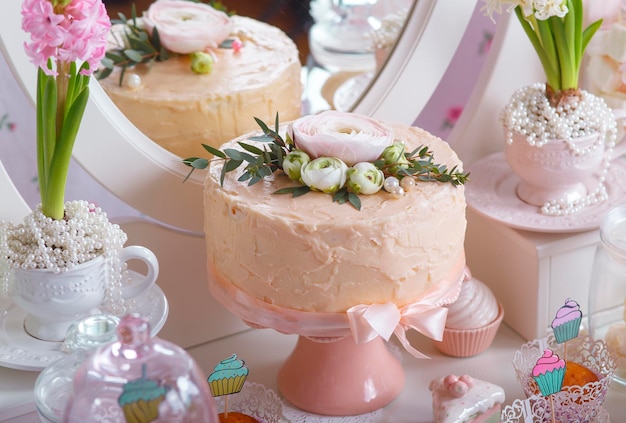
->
[99,1,302,158]
[203,114,467,314]
[429,375,504,423]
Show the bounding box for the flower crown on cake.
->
[183,111,469,210]
[97,0,237,85]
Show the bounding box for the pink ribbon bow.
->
[346,301,449,359]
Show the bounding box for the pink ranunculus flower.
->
[142,0,232,54]
[288,110,394,166]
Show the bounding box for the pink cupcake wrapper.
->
[433,302,504,357]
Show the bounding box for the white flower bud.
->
[282,150,310,182]
[301,157,348,194]
[346,162,384,195]
[190,52,214,74]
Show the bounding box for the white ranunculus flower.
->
[289,110,394,166]
[346,162,384,195]
[301,157,348,194]
[143,0,232,54]
[282,150,311,182]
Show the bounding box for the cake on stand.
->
[206,257,466,417]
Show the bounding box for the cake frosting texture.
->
[203,120,466,314]
[100,14,302,158]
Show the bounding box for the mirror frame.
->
[354,0,477,122]
[0,0,478,233]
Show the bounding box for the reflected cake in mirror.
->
[98,0,303,159]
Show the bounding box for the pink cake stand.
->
[207,256,466,417]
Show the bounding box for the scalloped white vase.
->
[12,245,158,342]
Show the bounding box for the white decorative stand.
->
[465,209,600,341]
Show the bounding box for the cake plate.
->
[207,257,465,417]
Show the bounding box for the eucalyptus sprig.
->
[182,114,468,210]
[375,145,469,186]
[95,4,169,86]
[183,114,293,185]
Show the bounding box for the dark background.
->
[103,0,313,64]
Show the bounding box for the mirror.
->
[103,0,415,116]
[0,0,477,234]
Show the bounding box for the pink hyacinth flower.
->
[21,0,111,76]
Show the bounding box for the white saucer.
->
[466,152,626,233]
[0,276,168,371]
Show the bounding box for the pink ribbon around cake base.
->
[207,255,466,359]
[347,302,450,359]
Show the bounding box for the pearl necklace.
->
[501,83,618,216]
[0,201,131,315]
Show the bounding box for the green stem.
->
[41,72,58,205]
[514,7,561,90]
[42,85,89,220]
[36,68,47,199]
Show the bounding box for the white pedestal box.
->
[465,209,600,341]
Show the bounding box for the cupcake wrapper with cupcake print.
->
[513,334,616,423]
[209,375,247,397]
[553,318,582,344]
[533,368,565,396]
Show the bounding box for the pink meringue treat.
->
[433,274,504,357]
[429,374,505,423]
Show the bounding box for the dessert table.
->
[0,323,624,422]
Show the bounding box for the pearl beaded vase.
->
[1,200,159,342]
[501,83,618,215]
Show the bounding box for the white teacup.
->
[12,245,159,342]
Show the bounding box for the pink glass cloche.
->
[64,314,219,422]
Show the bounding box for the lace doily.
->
[213,382,282,423]
[511,334,617,423]
[282,400,384,423]
[502,398,610,423]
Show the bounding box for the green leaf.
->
[248,175,261,185]
[348,192,361,210]
[291,185,311,197]
[190,158,209,169]
[248,134,274,143]
[44,86,89,219]
[105,51,126,63]
[333,189,349,204]
[224,148,245,160]
[258,165,273,177]
[254,116,272,134]
[273,185,312,197]
[581,18,603,59]
[202,143,227,159]
[151,25,162,53]
[41,74,57,184]
[124,49,144,63]
[238,142,265,155]
[224,158,243,172]
[514,7,561,90]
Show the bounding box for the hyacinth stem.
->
[513,0,602,103]
[37,62,90,220]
